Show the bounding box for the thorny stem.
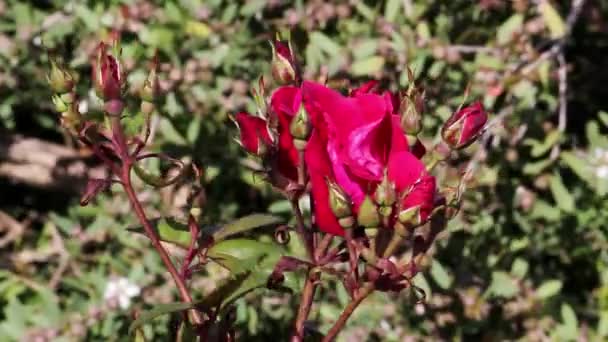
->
[292,149,323,341]
[292,200,315,262]
[297,150,306,186]
[291,199,318,341]
[291,270,319,342]
[315,234,333,262]
[109,115,203,325]
[322,284,375,342]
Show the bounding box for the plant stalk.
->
[322,284,374,342]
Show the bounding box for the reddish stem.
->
[322,284,374,342]
[291,271,318,341]
[108,114,203,325]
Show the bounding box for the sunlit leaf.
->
[536,280,563,299]
[129,302,193,335]
[205,214,283,241]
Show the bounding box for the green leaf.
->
[351,56,385,76]
[206,252,257,275]
[536,280,563,299]
[202,239,292,312]
[355,1,377,22]
[128,217,191,249]
[526,131,561,157]
[384,0,401,23]
[430,260,453,290]
[549,173,575,213]
[560,303,579,339]
[207,239,281,261]
[309,32,342,56]
[529,200,561,221]
[523,158,553,175]
[587,121,608,148]
[539,1,566,39]
[240,0,266,16]
[205,214,283,241]
[510,258,529,278]
[497,14,523,45]
[485,271,519,299]
[598,111,608,127]
[598,311,608,337]
[129,302,193,335]
[561,152,592,182]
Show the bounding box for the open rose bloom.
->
[236,80,487,237]
[302,81,435,235]
[234,39,489,329]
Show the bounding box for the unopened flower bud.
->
[357,195,380,228]
[290,104,311,150]
[441,101,487,150]
[270,38,297,85]
[374,172,396,216]
[327,180,352,220]
[93,42,123,101]
[47,60,74,94]
[52,94,69,113]
[140,56,159,102]
[60,103,82,133]
[234,112,274,157]
[399,91,424,135]
[397,205,421,227]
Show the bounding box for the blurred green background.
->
[1,0,607,340]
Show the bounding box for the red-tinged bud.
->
[398,174,436,226]
[93,42,123,101]
[289,103,311,150]
[441,101,488,150]
[357,195,380,228]
[270,38,297,85]
[234,112,274,157]
[47,60,74,94]
[327,180,354,228]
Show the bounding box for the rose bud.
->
[93,42,124,104]
[374,172,397,217]
[396,174,436,227]
[270,38,297,85]
[289,103,312,150]
[327,180,354,228]
[399,89,425,136]
[47,60,74,94]
[234,112,274,157]
[140,55,160,103]
[357,195,380,229]
[441,101,488,150]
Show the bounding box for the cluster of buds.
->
[48,60,80,133]
[232,35,490,341]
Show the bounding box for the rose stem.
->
[322,284,375,342]
[110,115,203,325]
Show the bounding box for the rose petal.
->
[388,151,436,221]
[271,86,303,180]
[234,112,271,154]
